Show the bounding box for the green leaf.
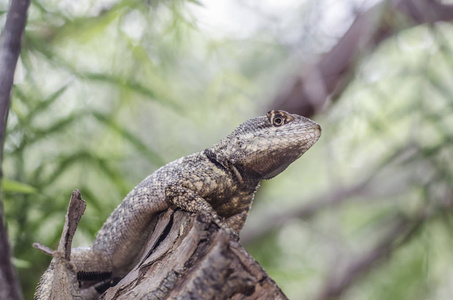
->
[92,112,165,166]
[2,179,37,194]
[81,72,181,112]
[187,0,203,6]
[31,84,70,119]
[12,257,31,269]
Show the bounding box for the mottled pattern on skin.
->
[35,110,321,299]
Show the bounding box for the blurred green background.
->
[2,0,453,299]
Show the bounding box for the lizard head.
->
[214,110,321,181]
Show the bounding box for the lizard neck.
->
[203,149,262,186]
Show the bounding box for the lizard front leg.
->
[225,210,249,233]
[165,185,239,241]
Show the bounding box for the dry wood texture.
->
[101,209,287,300]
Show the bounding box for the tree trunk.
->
[0,0,31,299]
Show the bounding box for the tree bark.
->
[0,0,31,299]
[101,209,287,300]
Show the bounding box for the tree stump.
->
[100,209,287,299]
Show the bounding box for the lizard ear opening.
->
[266,110,295,127]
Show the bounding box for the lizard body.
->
[35,110,321,299]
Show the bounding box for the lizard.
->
[34,110,321,299]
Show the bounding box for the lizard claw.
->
[198,212,240,241]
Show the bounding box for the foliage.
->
[2,0,453,299]
[248,23,453,299]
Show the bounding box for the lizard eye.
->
[267,110,295,127]
[272,116,284,126]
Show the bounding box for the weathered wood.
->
[101,209,287,300]
[33,190,87,299]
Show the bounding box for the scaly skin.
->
[35,110,321,299]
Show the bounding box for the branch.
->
[0,0,31,299]
[33,190,87,299]
[33,190,86,259]
[272,0,453,117]
[0,0,30,157]
[101,209,288,299]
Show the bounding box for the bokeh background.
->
[2,0,453,299]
